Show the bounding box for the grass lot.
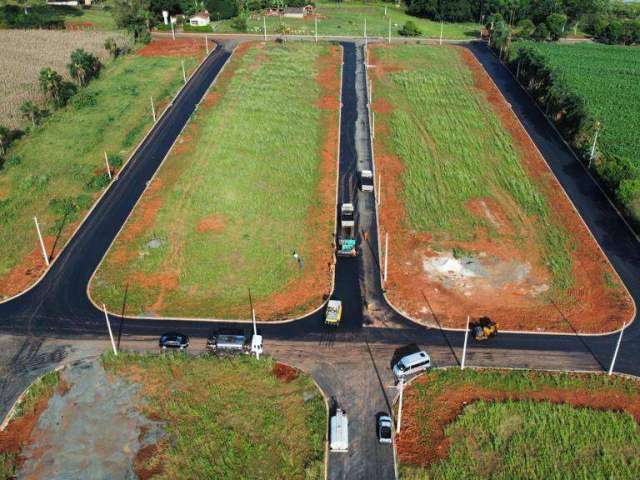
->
[0,370,60,478]
[399,369,640,479]
[212,0,480,39]
[91,42,338,319]
[103,353,325,479]
[0,49,201,298]
[374,45,573,293]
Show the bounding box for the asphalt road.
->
[1,39,639,480]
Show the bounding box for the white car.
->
[377,415,392,444]
[393,351,431,379]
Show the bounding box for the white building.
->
[189,11,211,27]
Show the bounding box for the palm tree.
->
[20,101,43,128]
[39,68,64,107]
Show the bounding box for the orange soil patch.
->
[397,372,640,468]
[65,21,95,30]
[121,179,165,242]
[371,45,633,333]
[196,215,225,233]
[129,270,179,313]
[272,362,300,383]
[0,235,55,299]
[0,378,66,472]
[248,45,341,320]
[134,441,165,480]
[138,39,206,58]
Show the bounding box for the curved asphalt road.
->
[0,39,639,479]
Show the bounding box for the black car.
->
[159,332,189,350]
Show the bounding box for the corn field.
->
[0,30,127,129]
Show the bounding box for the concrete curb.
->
[0,44,217,306]
[88,41,344,325]
[0,363,67,432]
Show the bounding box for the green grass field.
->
[91,42,337,319]
[400,369,640,479]
[0,51,201,297]
[103,353,325,479]
[212,1,480,39]
[374,45,574,293]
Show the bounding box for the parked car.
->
[377,414,393,444]
[206,328,250,355]
[359,169,374,192]
[159,332,189,351]
[325,300,343,326]
[392,350,431,379]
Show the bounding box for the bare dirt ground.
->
[371,45,633,333]
[397,370,640,468]
[14,359,164,480]
[138,38,207,58]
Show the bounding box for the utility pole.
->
[33,216,49,266]
[104,151,112,180]
[103,304,118,356]
[315,16,318,43]
[150,96,156,122]
[384,232,389,283]
[181,60,187,84]
[205,35,210,54]
[439,21,444,45]
[371,111,375,139]
[589,121,600,168]
[170,21,175,40]
[388,17,391,44]
[461,315,470,369]
[377,174,381,206]
[249,289,263,360]
[396,376,404,434]
[364,17,367,45]
[516,57,522,80]
[263,16,267,41]
[608,322,626,375]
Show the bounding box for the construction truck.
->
[337,203,357,257]
[325,300,342,326]
[470,317,498,341]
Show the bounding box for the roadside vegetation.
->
[0,41,203,299]
[507,42,640,221]
[398,369,640,480]
[91,42,339,319]
[103,353,326,479]
[371,43,631,332]
[0,3,117,30]
[0,370,61,478]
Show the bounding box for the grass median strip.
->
[91,42,340,319]
[399,369,640,480]
[103,353,326,479]
[0,43,203,299]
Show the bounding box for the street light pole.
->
[103,304,118,356]
[181,60,186,84]
[396,376,404,434]
[608,322,626,375]
[263,16,267,41]
[104,151,112,180]
[439,21,444,45]
[461,315,470,369]
[33,216,49,266]
[364,17,367,45]
[589,121,600,168]
[384,232,389,283]
[315,16,318,43]
[150,96,156,122]
[388,17,391,44]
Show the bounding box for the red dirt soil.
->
[65,21,95,30]
[138,39,207,58]
[196,215,225,233]
[272,362,300,383]
[370,45,633,333]
[0,235,55,299]
[397,372,640,468]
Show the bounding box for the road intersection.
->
[0,38,638,479]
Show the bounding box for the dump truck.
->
[337,203,357,257]
[470,317,498,341]
[330,409,349,452]
[325,300,342,326]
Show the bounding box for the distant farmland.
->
[0,30,124,128]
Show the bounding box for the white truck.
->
[337,203,357,257]
[330,408,349,452]
[359,170,374,192]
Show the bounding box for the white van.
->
[393,351,431,379]
[330,409,349,452]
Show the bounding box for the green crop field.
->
[103,353,326,479]
[212,0,480,39]
[91,42,338,319]
[373,45,574,293]
[0,50,201,297]
[400,369,640,480]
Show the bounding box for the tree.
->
[112,0,153,42]
[38,68,65,107]
[205,0,238,20]
[516,18,535,37]
[604,19,624,44]
[19,101,45,128]
[399,20,422,36]
[532,22,550,41]
[230,13,247,31]
[67,49,102,87]
[0,125,10,157]
[546,13,567,40]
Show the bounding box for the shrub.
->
[532,23,549,41]
[230,15,248,32]
[399,21,421,37]
[68,49,102,86]
[516,18,535,38]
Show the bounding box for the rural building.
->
[189,11,211,27]
[46,0,79,5]
[283,7,305,18]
